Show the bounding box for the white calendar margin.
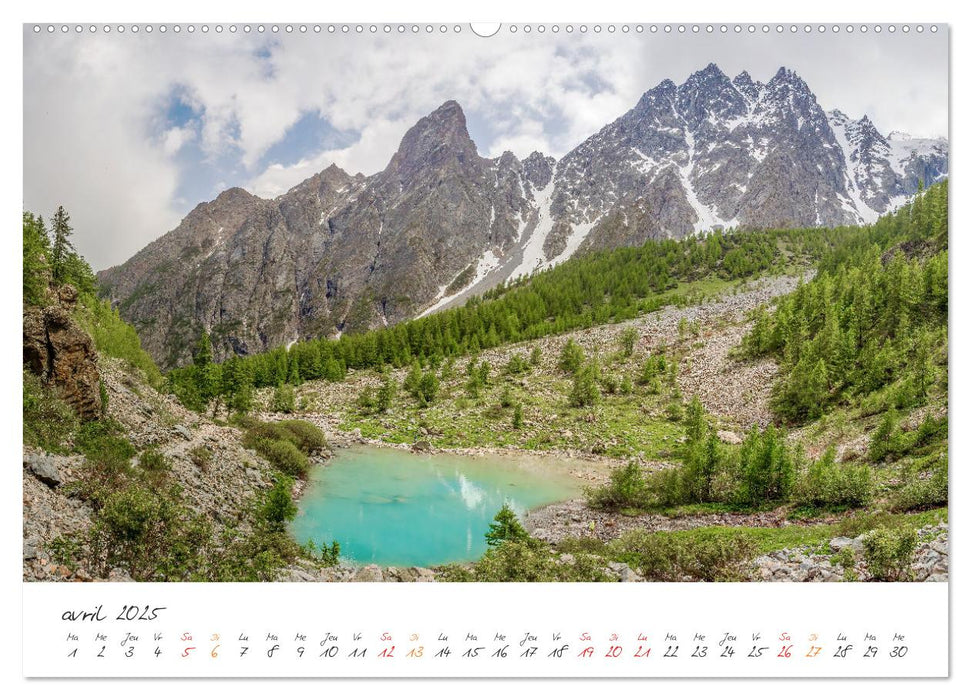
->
[6,0,962,693]
[23,582,948,678]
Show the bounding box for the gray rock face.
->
[99,65,948,368]
[24,454,62,488]
[23,285,103,419]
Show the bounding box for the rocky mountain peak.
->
[732,70,763,103]
[384,100,480,180]
[677,62,747,124]
[523,151,555,190]
[633,78,678,114]
[212,186,259,206]
[100,65,948,368]
[692,62,728,81]
[770,66,806,86]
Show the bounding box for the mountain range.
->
[98,63,948,369]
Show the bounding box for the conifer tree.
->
[485,504,528,548]
[49,206,75,285]
[23,212,51,306]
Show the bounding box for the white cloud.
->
[159,126,194,156]
[23,28,947,270]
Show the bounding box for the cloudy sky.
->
[23,25,948,270]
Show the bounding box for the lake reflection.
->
[290,446,580,567]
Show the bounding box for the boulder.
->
[24,453,62,488]
[351,564,385,582]
[411,567,437,583]
[172,424,192,441]
[716,430,743,445]
[607,561,642,582]
[829,536,864,555]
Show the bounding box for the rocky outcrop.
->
[23,284,102,419]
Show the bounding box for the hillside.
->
[24,182,949,583]
[97,64,947,369]
[23,212,334,582]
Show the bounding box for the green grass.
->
[23,370,79,453]
[673,507,948,556]
[338,371,685,459]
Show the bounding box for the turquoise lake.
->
[290,446,583,567]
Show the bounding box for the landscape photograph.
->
[23,25,949,584]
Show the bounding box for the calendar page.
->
[19,11,950,682]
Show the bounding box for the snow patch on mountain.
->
[418,249,502,318]
[509,174,557,280]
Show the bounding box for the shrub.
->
[271,384,296,413]
[890,458,948,512]
[586,462,649,511]
[91,486,168,578]
[278,420,327,452]
[355,385,377,413]
[405,363,439,407]
[244,419,327,456]
[441,538,612,582]
[793,448,873,509]
[871,413,947,464]
[512,404,524,430]
[79,294,164,389]
[664,401,684,421]
[464,360,490,399]
[99,380,109,416]
[770,356,830,423]
[23,370,78,453]
[556,537,608,557]
[138,449,173,486]
[246,437,309,476]
[869,410,898,462]
[569,362,601,407]
[529,346,542,366]
[619,327,638,357]
[506,353,529,375]
[188,445,213,471]
[558,339,585,375]
[138,448,171,471]
[637,354,667,386]
[862,528,918,581]
[600,374,619,394]
[376,369,397,413]
[609,529,758,581]
[734,425,795,506]
[642,466,688,507]
[76,419,137,489]
[499,385,515,408]
[305,539,341,567]
[830,548,859,581]
[91,485,210,580]
[261,476,297,529]
[681,433,721,503]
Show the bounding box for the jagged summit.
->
[99,64,948,368]
[384,100,479,179]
